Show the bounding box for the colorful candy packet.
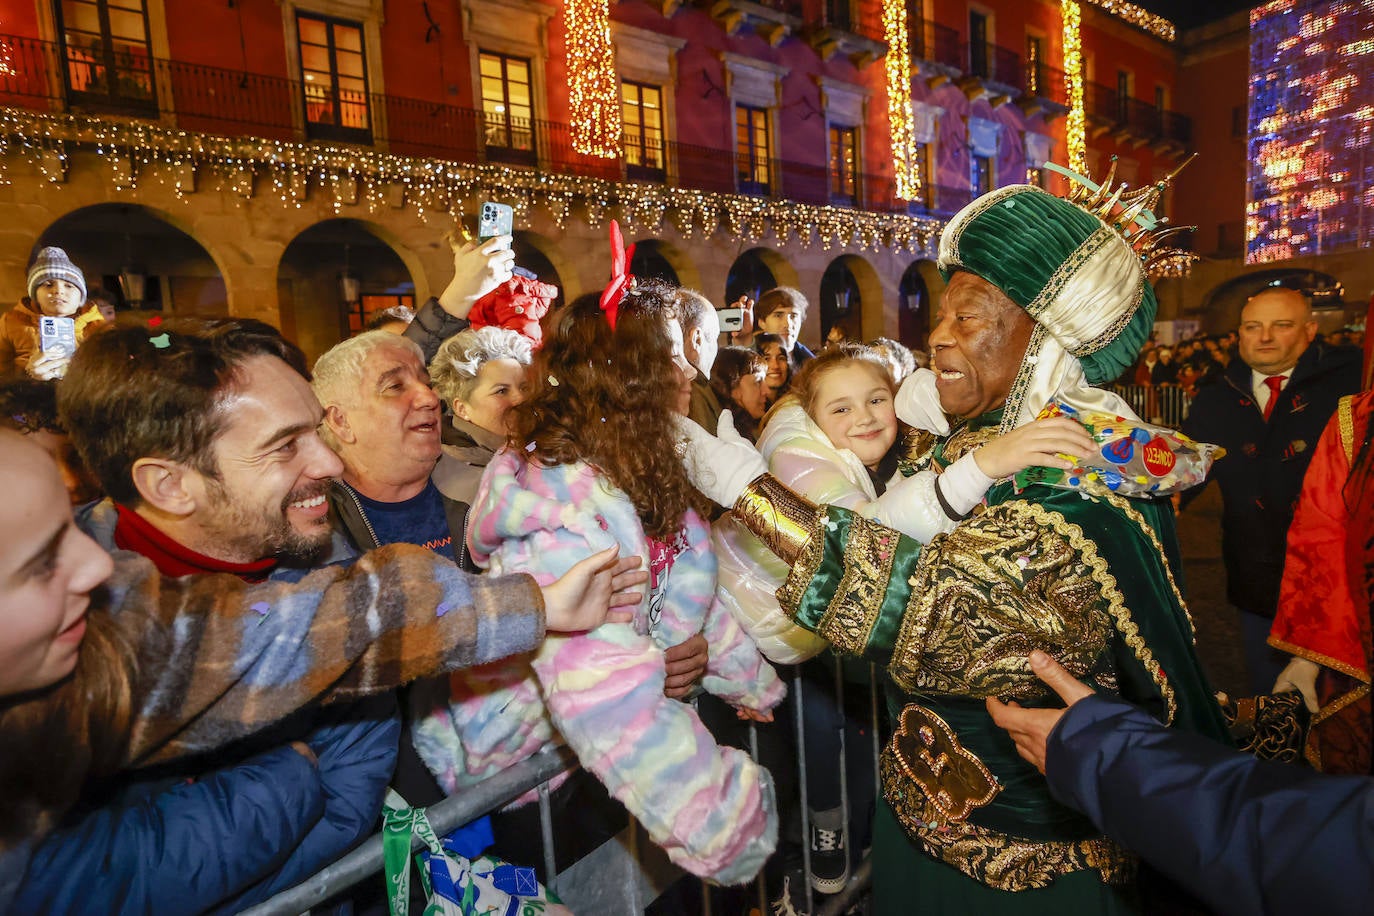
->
[1012,402,1224,498]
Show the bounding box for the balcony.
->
[804,0,888,67]
[706,0,804,47]
[958,41,1024,104]
[910,20,963,84]
[0,33,920,214]
[1084,81,1191,153]
[1018,62,1069,119]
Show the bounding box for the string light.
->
[564,0,622,158]
[1080,0,1176,43]
[0,106,944,251]
[1061,0,1087,173]
[881,0,917,200]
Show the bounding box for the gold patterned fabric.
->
[888,500,1113,699]
[732,474,821,566]
[881,750,1137,892]
[814,515,902,656]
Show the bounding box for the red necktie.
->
[1262,375,1285,421]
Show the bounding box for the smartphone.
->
[478,201,514,245]
[718,307,744,332]
[38,315,77,358]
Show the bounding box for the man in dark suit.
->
[1182,286,1362,693]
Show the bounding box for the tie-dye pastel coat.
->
[410,448,785,885]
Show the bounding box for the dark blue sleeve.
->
[17,746,323,916]
[1046,694,1374,916]
[207,699,401,914]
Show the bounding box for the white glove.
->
[675,410,768,507]
[895,368,950,435]
[860,454,992,541]
[1273,656,1320,713]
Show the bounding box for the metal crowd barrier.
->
[240,661,890,915]
[1108,384,1194,428]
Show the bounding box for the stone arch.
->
[898,259,942,350]
[819,254,884,341]
[31,202,228,316]
[725,247,799,308]
[629,237,702,292]
[278,218,420,362]
[512,229,568,311]
[1200,267,1345,334]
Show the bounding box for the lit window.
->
[480,52,535,161]
[297,14,371,141]
[622,81,665,177]
[829,124,858,205]
[972,154,994,195]
[736,105,771,194]
[57,0,156,112]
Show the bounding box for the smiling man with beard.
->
[40,316,643,913]
[681,171,1233,914]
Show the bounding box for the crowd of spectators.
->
[1,221,1370,916]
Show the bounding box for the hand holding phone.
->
[478,202,514,248]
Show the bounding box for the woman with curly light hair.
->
[410,279,785,887]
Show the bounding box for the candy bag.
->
[1012,402,1223,498]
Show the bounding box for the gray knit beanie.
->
[27,247,87,302]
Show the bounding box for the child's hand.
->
[735,706,775,723]
[973,417,1095,479]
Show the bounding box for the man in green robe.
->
[682,169,1231,913]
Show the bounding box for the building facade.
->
[0,0,1190,361]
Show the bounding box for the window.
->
[969,11,989,78]
[829,125,858,205]
[297,14,371,142]
[1116,69,1132,123]
[622,81,665,179]
[1025,34,1045,96]
[346,294,415,336]
[1026,166,1046,188]
[971,154,994,196]
[55,0,156,112]
[480,52,535,163]
[736,105,771,195]
[1154,85,1167,112]
[826,0,854,32]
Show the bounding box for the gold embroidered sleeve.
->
[731,473,823,566]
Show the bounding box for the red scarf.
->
[113,504,277,582]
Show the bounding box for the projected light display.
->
[1247,0,1374,262]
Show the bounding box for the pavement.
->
[1175,483,1249,698]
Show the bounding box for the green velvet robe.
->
[764,411,1230,913]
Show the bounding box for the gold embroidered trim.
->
[940,185,1025,268]
[1338,394,1356,464]
[776,517,828,619]
[1098,490,1197,641]
[815,514,900,656]
[938,423,1002,468]
[880,752,1137,891]
[897,425,940,476]
[1308,683,1371,771]
[1267,637,1371,684]
[999,324,1050,434]
[890,499,1177,721]
[889,704,1001,822]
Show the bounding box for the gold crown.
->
[1045,155,1199,279]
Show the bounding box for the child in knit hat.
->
[1,247,105,379]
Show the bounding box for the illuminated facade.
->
[0,0,1191,354]
[1246,0,1374,263]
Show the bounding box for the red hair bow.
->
[599,220,635,330]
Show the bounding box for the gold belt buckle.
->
[890,703,1001,823]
